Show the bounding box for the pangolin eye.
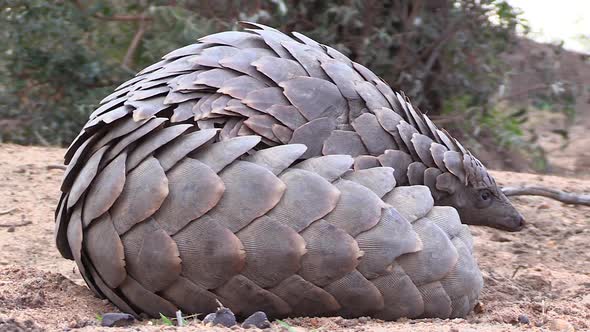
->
[480,190,492,201]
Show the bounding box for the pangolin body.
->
[53,22,523,320]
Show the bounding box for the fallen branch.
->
[503,186,590,206]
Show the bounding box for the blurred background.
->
[0,0,588,176]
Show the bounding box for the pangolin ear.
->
[436,172,463,194]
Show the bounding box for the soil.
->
[0,143,588,332]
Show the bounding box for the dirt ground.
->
[0,143,588,332]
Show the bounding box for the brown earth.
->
[0,143,588,331]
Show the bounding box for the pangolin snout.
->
[502,214,526,232]
[514,215,526,231]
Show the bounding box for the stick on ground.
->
[503,186,590,206]
[0,220,31,228]
[0,208,18,216]
[46,164,67,171]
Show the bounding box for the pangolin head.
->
[436,152,525,232]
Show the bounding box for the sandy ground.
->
[0,143,589,331]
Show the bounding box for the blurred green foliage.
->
[0,0,572,157]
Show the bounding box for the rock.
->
[242,311,270,329]
[203,307,236,328]
[202,313,216,325]
[517,314,530,325]
[547,319,575,332]
[100,313,135,327]
[473,302,484,314]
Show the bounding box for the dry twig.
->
[0,208,18,216]
[503,186,590,206]
[511,265,527,279]
[46,164,67,171]
[0,220,31,228]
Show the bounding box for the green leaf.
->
[159,313,173,326]
[276,319,297,332]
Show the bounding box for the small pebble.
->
[336,319,356,328]
[100,313,135,327]
[203,307,236,327]
[517,314,530,325]
[473,302,484,314]
[202,313,216,325]
[242,311,270,329]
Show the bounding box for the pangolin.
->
[54,22,524,321]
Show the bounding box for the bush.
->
[0,0,551,150]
